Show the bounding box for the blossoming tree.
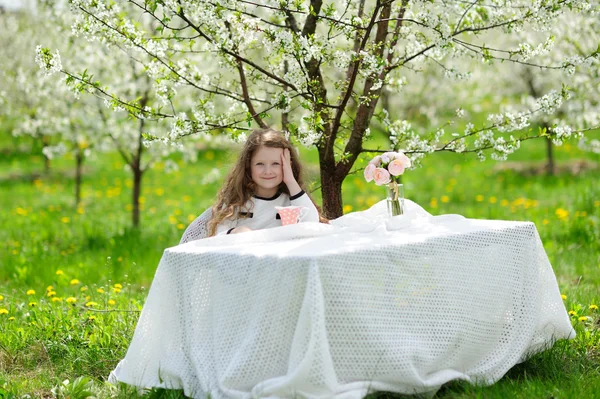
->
[462,7,600,175]
[37,0,600,218]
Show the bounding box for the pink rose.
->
[369,155,382,167]
[382,152,397,163]
[397,152,411,168]
[388,159,405,176]
[373,167,391,186]
[364,163,376,182]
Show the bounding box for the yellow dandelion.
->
[488,196,497,204]
[568,310,577,316]
[88,316,96,321]
[500,199,509,207]
[543,219,550,225]
[56,270,64,276]
[440,195,450,203]
[117,257,123,262]
[555,208,569,220]
[155,188,165,196]
[8,316,15,321]
[561,294,567,300]
[85,295,91,301]
[70,279,80,285]
[343,204,353,213]
[52,297,63,303]
[80,286,88,292]
[0,295,3,301]
[429,198,438,209]
[47,291,56,297]
[475,195,484,202]
[108,299,116,306]
[0,308,8,315]
[29,302,37,307]
[61,217,70,223]
[85,301,98,307]
[114,283,123,289]
[97,288,105,294]
[26,289,35,295]
[177,223,185,230]
[113,288,122,293]
[76,206,84,215]
[46,285,54,292]
[66,297,77,304]
[590,304,598,311]
[578,316,588,322]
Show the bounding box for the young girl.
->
[208,128,321,236]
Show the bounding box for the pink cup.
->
[275,206,308,226]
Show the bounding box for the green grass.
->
[0,132,599,398]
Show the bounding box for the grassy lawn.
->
[0,131,599,398]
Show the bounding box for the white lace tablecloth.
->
[109,200,574,398]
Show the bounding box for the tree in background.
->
[2,2,200,226]
[37,0,600,218]
[482,8,600,175]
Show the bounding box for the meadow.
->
[0,131,599,398]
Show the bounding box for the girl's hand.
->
[281,148,302,196]
[231,226,252,234]
[281,148,296,185]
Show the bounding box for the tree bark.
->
[545,136,555,176]
[74,148,83,207]
[132,163,143,228]
[41,135,51,174]
[319,165,343,219]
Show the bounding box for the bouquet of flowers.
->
[364,151,411,185]
[364,151,411,216]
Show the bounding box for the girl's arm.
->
[215,218,253,235]
[289,191,320,222]
[281,149,302,197]
[281,148,319,222]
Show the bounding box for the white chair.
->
[179,207,213,244]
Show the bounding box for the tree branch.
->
[237,60,268,128]
[329,1,383,160]
[337,2,393,180]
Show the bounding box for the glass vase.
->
[386,182,404,217]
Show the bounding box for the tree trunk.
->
[319,163,343,219]
[41,135,51,174]
[74,148,83,207]
[546,136,555,176]
[132,163,143,228]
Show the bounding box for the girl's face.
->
[250,146,284,197]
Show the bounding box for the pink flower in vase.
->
[370,155,382,167]
[388,159,405,176]
[373,167,391,185]
[396,152,412,168]
[364,163,376,182]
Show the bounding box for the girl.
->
[208,128,321,236]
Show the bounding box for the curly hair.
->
[208,128,317,236]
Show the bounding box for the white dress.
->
[215,190,320,235]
